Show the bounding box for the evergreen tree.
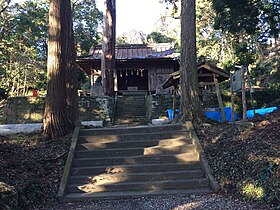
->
[180,0,202,122]
[42,0,74,138]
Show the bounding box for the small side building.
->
[162,61,230,90]
[162,61,230,117]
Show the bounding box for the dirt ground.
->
[0,110,279,209]
[196,109,280,208]
[0,133,72,209]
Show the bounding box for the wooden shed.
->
[162,61,230,121]
[77,43,180,95]
[162,61,230,89]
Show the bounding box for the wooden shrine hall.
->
[77,43,180,95]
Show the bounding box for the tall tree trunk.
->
[102,0,116,96]
[180,0,202,123]
[63,0,78,128]
[42,0,69,138]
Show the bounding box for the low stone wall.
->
[0,96,114,125]
[78,96,114,125]
[146,94,180,121]
[0,97,45,124]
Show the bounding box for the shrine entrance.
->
[117,68,148,91]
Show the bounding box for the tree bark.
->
[180,0,202,123]
[42,0,70,138]
[63,0,78,128]
[102,0,116,96]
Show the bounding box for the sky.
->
[12,0,167,37]
[96,0,166,36]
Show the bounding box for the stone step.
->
[116,102,145,106]
[69,169,205,185]
[79,128,190,140]
[115,104,145,107]
[113,119,147,125]
[116,101,145,106]
[115,109,146,117]
[75,144,196,158]
[64,188,211,201]
[115,108,146,112]
[114,114,146,117]
[77,138,192,150]
[61,122,215,201]
[78,132,191,143]
[117,96,146,101]
[67,178,210,194]
[72,153,199,167]
[71,162,202,176]
[79,124,188,135]
[117,100,145,102]
[114,116,146,120]
[113,119,147,124]
[113,120,147,125]
[115,104,145,108]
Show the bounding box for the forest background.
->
[0,0,279,97]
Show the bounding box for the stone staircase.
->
[58,123,219,201]
[113,93,147,125]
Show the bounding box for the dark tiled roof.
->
[87,43,178,60]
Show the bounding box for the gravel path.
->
[41,194,269,210]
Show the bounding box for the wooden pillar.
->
[241,65,247,121]
[213,75,226,122]
[247,66,255,116]
[172,86,178,120]
[114,70,118,92]
[101,0,116,96]
[90,69,94,87]
[230,73,235,122]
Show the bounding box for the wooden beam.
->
[198,82,216,86]
[200,64,230,78]
[198,73,219,77]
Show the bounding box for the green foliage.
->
[116,30,147,44]
[14,0,49,58]
[160,0,179,15]
[235,42,255,66]
[147,31,175,43]
[196,0,238,67]
[213,0,260,35]
[0,0,11,15]
[72,0,103,55]
[258,0,280,41]
[196,0,279,88]
[0,0,102,95]
[0,1,48,96]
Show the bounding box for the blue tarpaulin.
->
[205,107,238,122]
[246,107,278,118]
[166,109,181,120]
